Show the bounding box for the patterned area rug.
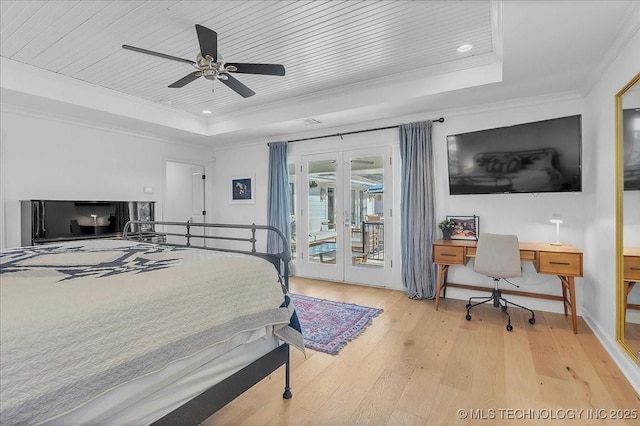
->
[291,293,383,355]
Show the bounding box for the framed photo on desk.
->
[446,215,479,240]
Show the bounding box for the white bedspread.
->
[0,239,295,425]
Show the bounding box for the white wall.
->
[0,106,215,249]
[431,96,585,314]
[210,143,269,227]
[0,125,6,248]
[581,14,640,390]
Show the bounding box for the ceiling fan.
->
[122,24,285,98]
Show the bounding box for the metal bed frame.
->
[122,220,293,425]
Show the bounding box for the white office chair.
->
[466,233,536,331]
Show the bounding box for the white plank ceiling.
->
[0,0,494,118]
[0,1,635,144]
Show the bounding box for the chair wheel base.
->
[465,314,471,321]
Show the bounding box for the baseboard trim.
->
[581,309,640,396]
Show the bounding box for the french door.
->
[294,147,393,286]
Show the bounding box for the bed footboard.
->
[152,343,291,426]
[123,220,294,424]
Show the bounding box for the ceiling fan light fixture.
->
[457,44,473,53]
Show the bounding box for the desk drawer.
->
[520,250,536,261]
[433,245,465,265]
[468,247,534,261]
[538,252,582,276]
[625,256,640,281]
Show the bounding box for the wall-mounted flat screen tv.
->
[446,115,582,195]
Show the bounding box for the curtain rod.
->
[267,117,445,145]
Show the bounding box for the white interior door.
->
[164,161,206,245]
[294,147,393,286]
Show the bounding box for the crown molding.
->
[0,97,212,149]
[0,57,210,136]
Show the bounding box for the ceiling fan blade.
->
[168,72,201,88]
[219,74,255,98]
[195,24,217,62]
[226,63,285,76]
[122,45,195,65]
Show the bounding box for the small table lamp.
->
[550,214,563,246]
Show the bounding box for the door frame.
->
[163,159,208,244]
[293,147,394,286]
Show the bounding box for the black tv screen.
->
[446,115,582,195]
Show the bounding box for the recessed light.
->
[202,109,212,114]
[457,44,473,53]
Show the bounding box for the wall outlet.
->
[143,186,154,194]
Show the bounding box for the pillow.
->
[522,149,554,170]
[476,153,523,174]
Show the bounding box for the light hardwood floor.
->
[204,277,640,425]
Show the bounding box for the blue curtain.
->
[399,121,437,299]
[267,141,291,256]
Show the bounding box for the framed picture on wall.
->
[446,215,479,240]
[230,175,255,204]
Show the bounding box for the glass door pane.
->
[307,159,338,264]
[349,155,384,267]
[295,152,344,282]
[288,162,296,260]
[343,147,393,286]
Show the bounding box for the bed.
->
[0,221,303,425]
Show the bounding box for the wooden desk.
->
[432,240,583,333]
[624,248,640,317]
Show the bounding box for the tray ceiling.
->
[1,1,495,115]
[0,1,635,144]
